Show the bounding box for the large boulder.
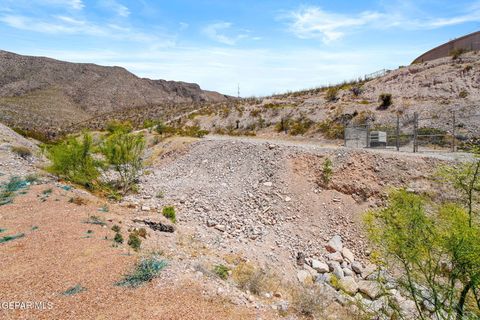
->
[311,259,330,273]
[358,280,383,300]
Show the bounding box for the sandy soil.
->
[0,184,270,320]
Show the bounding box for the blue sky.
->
[0,0,479,96]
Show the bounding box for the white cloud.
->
[100,0,130,17]
[179,22,189,30]
[202,22,248,45]
[0,14,172,44]
[285,7,382,43]
[284,4,480,43]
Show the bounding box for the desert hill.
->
[0,50,228,137]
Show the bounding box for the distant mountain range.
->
[0,50,229,136]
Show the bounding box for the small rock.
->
[215,225,226,232]
[339,276,358,295]
[326,235,343,253]
[342,248,355,263]
[141,205,150,211]
[343,267,354,277]
[327,251,344,262]
[315,273,331,284]
[284,196,291,202]
[333,264,344,279]
[297,270,313,284]
[351,261,363,274]
[358,280,382,300]
[311,260,330,273]
[276,300,289,312]
[207,220,217,227]
[263,182,273,187]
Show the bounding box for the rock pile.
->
[297,235,418,319]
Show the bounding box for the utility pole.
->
[237,83,240,98]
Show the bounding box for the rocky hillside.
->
[183,52,480,141]
[0,50,228,136]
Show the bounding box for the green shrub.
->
[213,264,230,280]
[317,120,344,139]
[111,225,121,233]
[289,117,314,136]
[116,256,167,288]
[106,120,133,134]
[84,215,106,226]
[46,133,100,189]
[459,90,469,98]
[325,87,339,102]
[162,206,176,223]
[113,232,123,244]
[0,176,30,206]
[364,189,480,319]
[450,48,468,60]
[0,233,25,244]
[101,131,145,193]
[127,232,142,252]
[377,93,392,110]
[11,145,32,159]
[321,158,333,186]
[154,121,168,135]
[62,284,86,296]
[176,125,209,138]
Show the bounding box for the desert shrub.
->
[154,121,168,135]
[0,233,25,243]
[68,196,87,206]
[162,206,176,223]
[127,232,142,252]
[275,118,290,133]
[350,85,363,96]
[213,264,230,280]
[317,119,344,139]
[459,90,469,98]
[12,127,50,144]
[84,215,106,226]
[1,177,30,206]
[250,109,261,117]
[111,225,121,233]
[364,189,480,319]
[106,120,133,134]
[321,158,333,186]
[176,125,209,138]
[11,145,32,159]
[47,133,100,189]
[377,93,392,110]
[292,286,327,317]
[450,48,468,60]
[325,87,339,102]
[113,232,123,244]
[116,255,167,287]
[289,117,314,136]
[417,127,448,147]
[101,131,145,193]
[62,284,86,296]
[133,228,147,239]
[232,262,270,295]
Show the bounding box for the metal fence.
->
[344,111,480,153]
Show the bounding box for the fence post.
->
[366,123,371,148]
[452,111,456,152]
[413,112,418,153]
[396,113,400,151]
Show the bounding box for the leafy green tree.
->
[101,130,145,193]
[365,189,480,319]
[47,133,100,189]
